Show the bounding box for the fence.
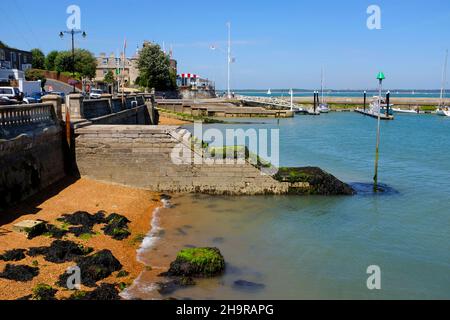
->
[0,103,58,139]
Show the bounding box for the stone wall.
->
[0,104,66,209]
[156,101,294,118]
[83,99,111,119]
[75,125,290,195]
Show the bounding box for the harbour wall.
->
[156,100,294,118]
[74,125,295,195]
[0,94,157,208]
[0,103,66,208]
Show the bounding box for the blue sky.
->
[1,0,450,89]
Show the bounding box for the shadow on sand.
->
[0,175,80,228]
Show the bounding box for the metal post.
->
[313,91,317,113]
[374,73,385,192]
[290,88,293,111]
[363,91,367,112]
[227,22,231,99]
[386,91,390,116]
[71,30,76,93]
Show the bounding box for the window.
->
[23,55,27,63]
[102,58,108,65]
[11,52,16,62]
[0,88,13,95]
[0,49,5,60]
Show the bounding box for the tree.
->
[104,70,115,84]
[45,50,59,71]
[54,49,97,79]
[54,51,73,74]
[25,69,47,88]
[137,43,175,91]
[74,49,97,79]
[31,48,45,69]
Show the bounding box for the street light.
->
[210,22,234,99]
[59,29,87,93]
[373,71,385,192]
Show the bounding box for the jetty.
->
[156,99,294,118]
[355,108,394,120]
[236,95,321,115]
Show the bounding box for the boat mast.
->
[320,67,324,104]
[440,49,448,106]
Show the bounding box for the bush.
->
[25,69,46,88]
[54,49,97,79]
[137,42,176,91]
[45,50,59,71]
[31,48,45,69]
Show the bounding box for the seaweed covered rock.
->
[68,284,121,300]
[0,264,39,282]
[273,167,355,195]
[44,224,68,239]
[157,277,196,295]
[0,249,27,261]
[162,248,225,278]
[32,284,57,300]
[58,250,122,288]
[28,240,93,263]
[102,213,131,240]
[58,211,106,227]
[233,280,266,292]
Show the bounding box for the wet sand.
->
[158,115,191,125]
[0,177,161,300]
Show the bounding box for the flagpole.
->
[122,38,126,107]
[227,22,231,99]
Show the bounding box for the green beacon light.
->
[377,72,386,81]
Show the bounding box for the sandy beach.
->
[158,115,191,125]
[0,177,161,300]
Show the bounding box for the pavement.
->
[45,79,80,95]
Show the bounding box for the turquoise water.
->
[134,113,450,300]
[231,89,444,99]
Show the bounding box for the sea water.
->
[130,112,450,300]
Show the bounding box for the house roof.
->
[0,41,31,54]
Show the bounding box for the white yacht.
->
[437,50,450,117]
[317,68,330,113]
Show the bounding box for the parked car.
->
[23,92,45,104]
[0,87,23,103]
[89,89,103,99]
[0,96,15,106]
[45,91,66,103]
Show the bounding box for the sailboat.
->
[437,49,450,117]
[267,89,272,95]
[317,68,330,113]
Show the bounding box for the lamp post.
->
[210,23,234,99]
[226,22,231,99]
[373,71,385,192]
[59,29,87,93]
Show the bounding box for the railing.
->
[236,95,293,108]
[0,103,58,131]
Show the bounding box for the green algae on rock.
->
[32,284,57,300]
[163,247,225,277]
[273,167,355,195]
